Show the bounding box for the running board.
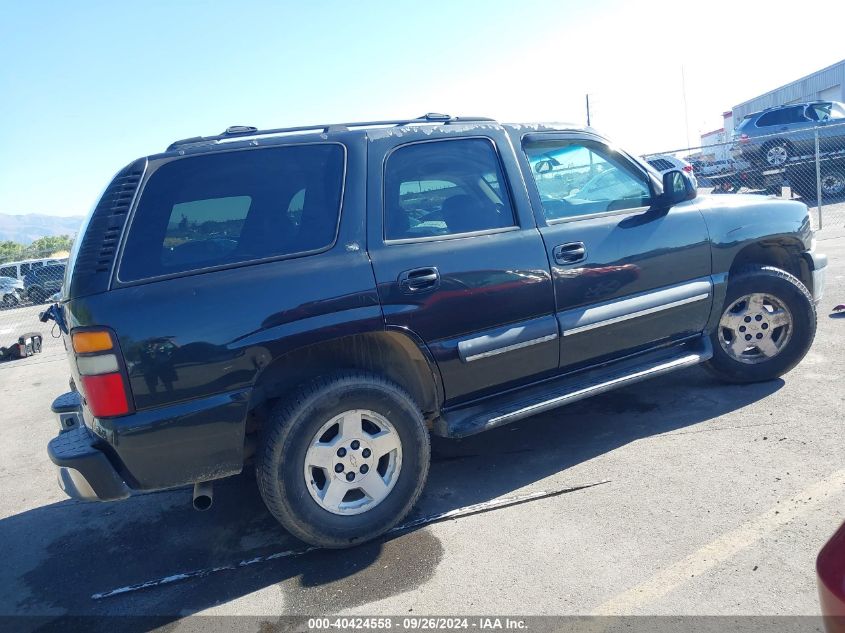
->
[434,337,712,438]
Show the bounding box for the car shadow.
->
[1,366,783,625]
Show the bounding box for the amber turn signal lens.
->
[72,331,113,354]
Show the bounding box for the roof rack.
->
[166,113,496,151]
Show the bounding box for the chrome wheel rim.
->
[303,409,402,516]
[718,293,793,364]
[766,145,788,166]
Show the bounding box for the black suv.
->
[46,114,827,548]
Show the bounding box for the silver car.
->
[0,276,24,308]
[732,101,845,167]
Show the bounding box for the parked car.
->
[0,276,24,308]
[732,101,845,167]
[645,154,698,188]
[44,114,826,548]
[818,521,845,632]
[24,264,65,304]
[695,159,751,177]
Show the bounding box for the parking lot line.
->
[592,468,845,615]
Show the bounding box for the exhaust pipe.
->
[192,481,213,511]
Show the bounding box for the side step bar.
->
[435,337,712,438]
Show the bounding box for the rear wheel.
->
[763,141,790,167]
[257,372,430,548]
[705,266,816,383]
[821,168,845,198]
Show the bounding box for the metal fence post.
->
[814,127,823,229]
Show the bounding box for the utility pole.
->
[586,94,591,127]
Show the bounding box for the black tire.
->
[705,266,816,384]
[257,371,430,548]
[1,293,17,309]
[821,167,845,198]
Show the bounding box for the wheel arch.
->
[761,137,796,152]
[728,237,812,293]
[246,329,443,431]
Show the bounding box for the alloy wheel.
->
[717,293,793,364]
[303,409,402,515]
[765,145,788,166]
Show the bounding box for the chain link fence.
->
[644,119,845,231]
[0,249,69,366]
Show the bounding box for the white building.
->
[699,126,730,162]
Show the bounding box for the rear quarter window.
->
[647,158,675,171]
[119,144,345,282]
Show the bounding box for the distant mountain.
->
[0,213,85,244]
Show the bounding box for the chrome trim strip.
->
[464,333,558,362]
[562,293,710,337]
[487,352,705,426]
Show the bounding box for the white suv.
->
[645,154,698,189]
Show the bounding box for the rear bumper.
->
[48,424,130,501]
[47,388,250,500]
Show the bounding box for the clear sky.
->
[2,0,844,217]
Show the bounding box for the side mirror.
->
[658,169,697,208]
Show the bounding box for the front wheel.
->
[257,372,430,548]
[705,266,816,383]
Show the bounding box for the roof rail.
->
[166,113,497,151]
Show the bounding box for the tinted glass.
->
[757,107,805,127]
[384,139,516,240]
[120,144,344,281]
[524,139,651,220]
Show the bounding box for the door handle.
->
[553,242,586,265]
[398,267,440,293]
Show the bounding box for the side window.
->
[384,139,516,240]
[523,139,652,221]
[756,111,778,127]
[647,158,675,172]
[120,144,345,282]
[786,106,808,123]
[0,266,15,278]
[808,102,841,121]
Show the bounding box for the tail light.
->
[683,165,694,173]
[739,133,750,144]
[72,328,133,418]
